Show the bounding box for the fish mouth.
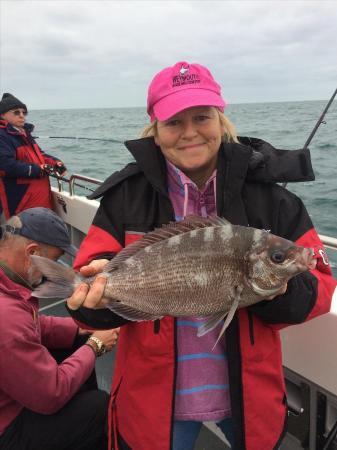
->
[295,247,316,270]
[305,247,317,270]
[278,246,316,273]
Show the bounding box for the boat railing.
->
[52,173,101,196]
[51,173,337,253]
[318,235,337,251]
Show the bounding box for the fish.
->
[31,216,315,346]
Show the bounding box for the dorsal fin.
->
[103,215,231,273]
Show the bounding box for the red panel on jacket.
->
[74,224,123,269]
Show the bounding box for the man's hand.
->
[92,328,120,352]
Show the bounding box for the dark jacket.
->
[0,120,61,218]
[70,137,336,450]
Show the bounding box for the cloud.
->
[1,0,336,108]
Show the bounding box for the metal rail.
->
[319,235,337,251]
[51,173,102,195]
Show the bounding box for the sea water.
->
[29,100,337,271]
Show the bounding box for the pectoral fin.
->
[197,311,228,337]
[197,286,242,350]
[212,296,240,350]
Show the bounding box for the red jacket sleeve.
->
[73,195,124,269]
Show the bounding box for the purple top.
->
[166,160,231,422]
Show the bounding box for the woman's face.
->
[154,106,224,183]
[1,109,26,129]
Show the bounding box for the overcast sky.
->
[1,0,336,109]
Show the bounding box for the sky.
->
[0,0,336,110]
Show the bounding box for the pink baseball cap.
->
[147,61,227,122]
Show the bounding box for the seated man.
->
[0,207,119,450]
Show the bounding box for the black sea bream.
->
[32,216,315,343]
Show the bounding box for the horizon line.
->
[29,98,328,112]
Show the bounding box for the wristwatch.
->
[86,336,106,357]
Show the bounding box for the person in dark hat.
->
[0,207,119,450]
[0,93,28,116]
[0,93,67,219]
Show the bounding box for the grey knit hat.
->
[0,93,27,115]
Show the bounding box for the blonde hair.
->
[140,110,239,144]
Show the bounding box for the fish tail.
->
[30,255,81,299]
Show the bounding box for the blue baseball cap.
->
[10,207,77,256]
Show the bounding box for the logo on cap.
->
[179,65,189,75]
[173,64,200,88]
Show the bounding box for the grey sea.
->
[29,100,337,272]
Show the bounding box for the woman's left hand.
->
[67,274,108,310]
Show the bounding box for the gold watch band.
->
[86,336,106,357]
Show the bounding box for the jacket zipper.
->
[248,310,255,345]
[169,318,178,450]
[153,319,160,334]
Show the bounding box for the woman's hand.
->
[67,259,109,311]
[79,259,109,277]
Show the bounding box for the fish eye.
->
[270,250,286,264]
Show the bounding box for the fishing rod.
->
[302,88,337,150]
[283,87,337,188]
[33,135,123,143]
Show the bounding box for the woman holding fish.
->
[64,62,337,450]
